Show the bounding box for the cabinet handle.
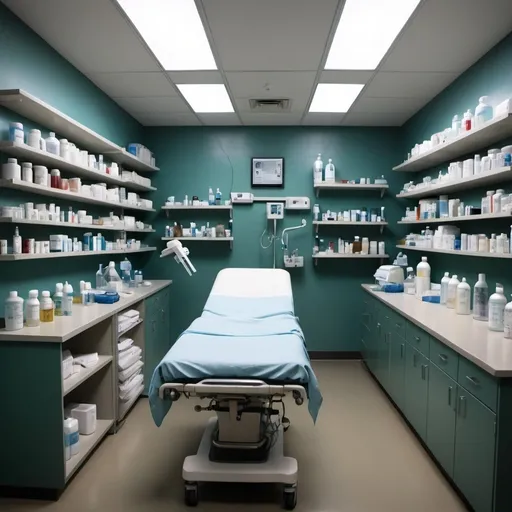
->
[414,336,421,343]
[395,322,401,328]
[438,354,448,363]
[466,376,480,387]
[400,343,404,359]
[152,320,156,333]
[377,323,381,332]
[458,396,467,417]
[448,385,453,406]
[413,353,418,367]
[421,364,428,380]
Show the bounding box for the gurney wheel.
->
[184,482,198,507]
[282,485,297,510]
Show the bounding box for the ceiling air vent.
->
[249,98,291,112]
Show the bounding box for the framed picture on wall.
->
[251,157,285,188]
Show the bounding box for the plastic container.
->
[451,115,461,137]
[208,187,214,205]
[475,96,493,127]
[439,195,448,217]
[462,109,473,132]
[440,272,450,304]
[26,290,40,327]
[33,166,49,187]
[54,283,64,317]
[9,122,24,144]
[96,264,106,289]
[27,129,45,150]
[70,404,97,435]
[404,267,415,295]
[50,169,61,189]
[489,284,507,332]
[490,233,497,253]
[2,158,21,181]
[45,132,60,156]
[64,418,80,459]
[473,273,489,321]
[40,291,54,323]
[493,189,504,214]
[361,237,369,255]
[215,188,222,206]
[324,158,335,183]
[505,295,512,339]
[104,261,122,292]
[63,281,73,317]
[4,291,24,331]
[474,154,482,174]
[456,278,471,315]
[12,226,22,255]
[446,275,460,309]
[21,162,33,183]
[120,257,132,286]
[59,139,70,160]
[313,154,323,184]
[415,256,431,298]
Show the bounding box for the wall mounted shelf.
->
[313,220,387,234]
[0,217,154,233]
[396,244,512,259]
[162,205,232,210]
[0,89,158,172]
[162,236,233,249]
[0,179,155,212]
[393,113,512,172]
[396,166,512,199]
[0,142,156,192]
[398,212,512,225]
[314,182,388,198]
[0,247,156,261]
[313,253,388,266]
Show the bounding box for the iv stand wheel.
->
[282,484,297,510]
[184,481,199,507]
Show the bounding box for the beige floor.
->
[0,361,467,512]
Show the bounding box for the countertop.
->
[362,284,512,377]
[0,280,172,343]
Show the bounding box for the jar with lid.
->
[33,166,49,187]
[353,236,362,253]
[50,169,61,189]
[25,290,40,327]
[361,237,369,254]
[21,162,33,183]
[40,291,54,323]
[9,122,24,144]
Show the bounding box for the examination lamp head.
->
[160,240,196,276]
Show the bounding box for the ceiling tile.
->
[240,113,303,126]
[113,96,192,114]
[87,72,177,98]
[380,0,512,72]
[319,71,374,84]
[2,0,161,72]
[350,96,428,114]
[199,114,241,126]
[364,71,460,99]
[133,113,201,126]
[167,71,224,84]
[202,0,338,71]
[302,113,345,125]
[342,111,411,127]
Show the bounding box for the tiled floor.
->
[0,361,467,512]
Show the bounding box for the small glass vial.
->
[40,291,54,323]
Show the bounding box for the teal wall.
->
[144,127,403,351]
[399,32,512,296]
[0,3,153,301]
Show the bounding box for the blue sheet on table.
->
[149,295,322,426]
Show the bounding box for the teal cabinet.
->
[427,364,457,477]
[388,331,406,410]
[454,390,496,512]
[375,307,391,391]
[366,301,380,375]
[404,344,429,440]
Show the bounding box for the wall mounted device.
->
[285,197,310,210]
[266,202,284,219]
[231,192,254,204]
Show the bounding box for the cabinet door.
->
[388,332,406,410]
[366,303,380,375]
[404,345,429,440]
[144,291,163,394]
[375,309,391,391]
[426,364,457,477]
[454,391,496,512]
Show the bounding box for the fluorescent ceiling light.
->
[117,0,216,70]
[177,84,234,113]
[309,84,364,113]
[325,0,421,70]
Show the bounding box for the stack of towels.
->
[118,337,144,402]
[118,309,140,335]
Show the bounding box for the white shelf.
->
[313,253,389,259]
[63,355,113,396]
[393,113,512,172]
[0,217,154,233]
[162,205,232,210]
[118,318,143,339]
[396,166,512,199]
[65,419,113,481]
[118,383,144,421]
[0,179,155,212]
[398,212,512,225]
[314,182,388,198]
[396,244,512,259]
[0,247,156,261]
[313,220,387,234]
[161,236,233,241]
[0,89,158,172]
[0,141,156,192]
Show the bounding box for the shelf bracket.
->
[315,224,319,234]
[314,257,318,267]
[315,188,320,198]
[230,238,233,250]
[165,209,170,218]
[380,225,384,235]
[380,188,385,198]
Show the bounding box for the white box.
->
[70,403,97,435]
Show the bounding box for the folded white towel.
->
[120,381,144,403]
[119,374,143,400]
[73,353,99,368]
[119,368,142,393]
[118,360,144,382]
[118,347,142,370]
[118,337,134,352]
[121,309,139,320]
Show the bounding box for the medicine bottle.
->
[26,290,40,327]
[353,236,362,253]
[40,291,54,323]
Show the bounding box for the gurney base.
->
[183,417,298,485]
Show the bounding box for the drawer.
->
[392,313,406,340]
[457,358,498,412]
[406,321,429,355]
[429,337,459,380]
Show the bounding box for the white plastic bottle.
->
[64,418,80,460]
[451,115,461,137]
[208,187,214,205]
[489,284,507,331]
[313,154,323,184]
[26,290,40,327]
[504,296,512,339]
[456,278,471,315]
[324,158,335,183]
[63,281,73,317]
[473,273,489,321]
[13,226,22,255]
[4,291,24,331]
[475,96,493,127]
[45,132,60,155]
[215,188,222,205]
[490,233,497,253]
[446,275,460,309]
[415,256,431,299]
[462,109,473,132]
[54,283,64,317]
[493,189,504,213]
[440,272,450,305]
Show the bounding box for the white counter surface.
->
[362,284,512,377]
[0,280,172,343]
